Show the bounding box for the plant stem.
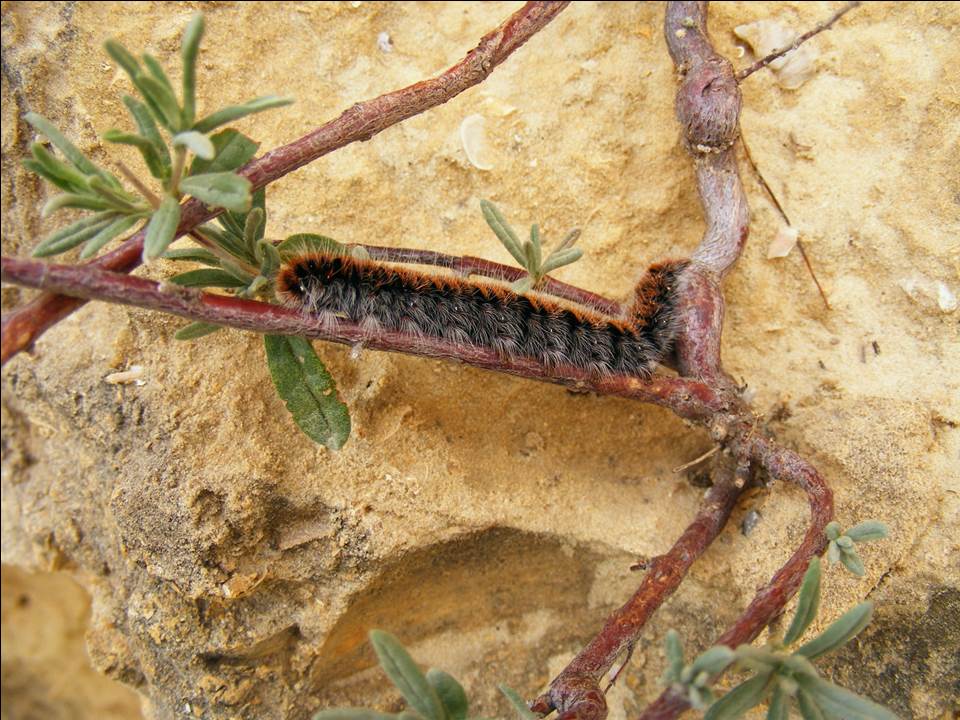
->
[0,0,570,366]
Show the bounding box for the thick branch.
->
[0,1,569,367]
[0,255,726,423]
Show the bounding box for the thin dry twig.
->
[0,0,570,366]
[736,1,861,82]
[740,137,831,310]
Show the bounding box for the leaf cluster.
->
[824,521,888,577]
[665,558,897,720]
[480,200,583,293]
[24,13,291,262]
[313,631,533,720]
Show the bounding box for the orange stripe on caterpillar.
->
[277,252,688,377]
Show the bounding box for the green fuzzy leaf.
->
[529,224,542,270]
[195,223,248,261]
[193,95,294,134]
[138,73,183,131]
[278,233,347,261]
[190,129,259,174]
[42,193,112,217]
[688,646,736,678]
[510,277,534,294]
[480,200,526,267]
[313,711,400,720]
[170,268,248,288]
[122,95,171,177]
[143,195,181,260]
[102,129,167,181]
[427,668,468,720]
[32,213,116,257]
[797,602,873,660]
[179,172,251,213]
[826,540,840,565]
[733,645,780,674]
[229,185,266,238]
[767,685,789,720]
[845,521,889,543]
[368,630,445,720]
[141,53,175,97]
[173,130,215,160]
[162,247,222,266]
[824,522,842,541]
[780,654,820,680]
[704,673,772,720]
[797,689,828,720]
[839,549,866,577]
[24,112,105,179]
[29,143,89,191]
[245,207,266,258]
[258,240,281,278]
[796,676,898,720]
[103,39,142,78]
[664,629,684,684]
[87,176,142,212]
[264,335,351,450]
[497,685,536,720]
[174,322,222,341]
[181,14,204,127]
[79,214,141,259]
[784,558,821,646]
[540,247,583,275]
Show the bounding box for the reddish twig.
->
[0,255,727,423]
[0,0,569,367]
[735,1,861,82]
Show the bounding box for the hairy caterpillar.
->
[277,252,688,377]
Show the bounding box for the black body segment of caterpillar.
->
[277,253,689,378]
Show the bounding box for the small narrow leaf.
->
[80,214,141,259]
[845,521,889,543]
[258,240,281,278]
[368,630,445,720]
[540,247,584,275]
[32,213,116,257]
[664,630,684,684]
[497,685,537,720]
[138,74,184,131]
[704,673,772,720]
[244,207,266,258]
[29,143,89,190]
[181,14,204,127]
[144,195,181,260]
[796,676,898,720]
[784,558,822,646]
[24,112,104,179]
[42,193,112,217]
[179,172,251,213]
[163,247,222,265]
[797,602,873,660]
[509,277,534,294]
[173,130,216,160]
[427,668,468,720]
[174,322,222,341]
[193,95,294,133]
[278,233,347,261]
[797,689,828,720]
[104,40,142,79]
[141,54,176,97]
[824,521,842,541]
[480,200,526,266]
[767,686,788,720]
[529,224,542,270]
[122,95,171,175]
[839,549,866,577]
[732,645,780,674]
[264,336,351,450]
[190,128,259,175]
[688,646,736,677]
[102,129,166,180]
[827,540,840,565]
[170,268,248,288]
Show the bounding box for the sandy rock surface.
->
[2,2,957,719]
